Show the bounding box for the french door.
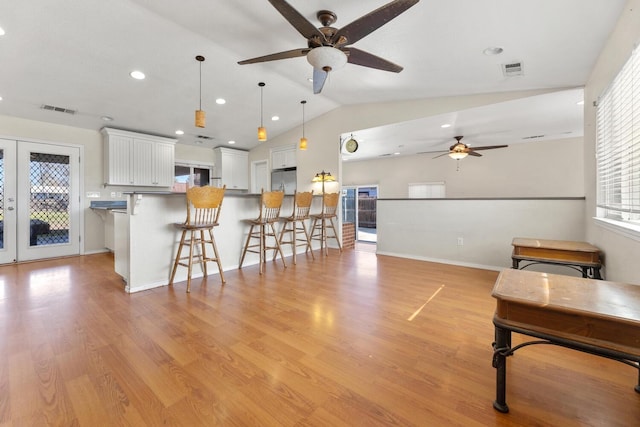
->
[0,139,80,263]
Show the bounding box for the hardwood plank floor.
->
[0,251,638,426]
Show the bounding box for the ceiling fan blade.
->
[331,0,420,46]
[238,48,310,65]
[470,145,509,151]
[432,152,450,159]
[467,151,482,157]
[343,47,403,72]
[267,0,325,40]
[313,67,328,94]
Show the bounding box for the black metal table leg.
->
[593,267,603,280]
[636,369,640,394]
[511,258,519,269]
[493,325,511,413]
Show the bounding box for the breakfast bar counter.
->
[114,191,314,293]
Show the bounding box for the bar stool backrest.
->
[259,190,285,223]
[185,185,226,226]
[323,192,339,216]
[291,191,313,220]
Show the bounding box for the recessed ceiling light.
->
[271,116,279,121]
[393,152,400,155]
[228,140,236,144]
[307,78,313,83]
[483,46,504,56]
[129,70,145,80]
[0,96,3,101]
[0,27,5,36]
[576,100,585,105]
[175,130,184,135]
[215,98,226,105]
[101,115,113,121]
[441,123,451,128]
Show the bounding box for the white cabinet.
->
[102,127,176,186]
[213,147,248,190]
[271,145,296,169]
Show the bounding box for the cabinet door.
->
[231,152,249,190]
[133,139,154,186]
[272,150,287,169]
[105,135,134,185]
[284,149,296,168]
[153,142,175,186]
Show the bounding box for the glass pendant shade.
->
[448,151,468,160]
[258,126,267,141]
[307,46,348,71]
[299,137,308,150]
[195,110,205,128]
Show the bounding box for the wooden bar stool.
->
[309,192,342,256]
[275,191,314,265]
[169,185,226,293]
[239,190,286,274]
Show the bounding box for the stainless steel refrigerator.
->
[271,168,297,195]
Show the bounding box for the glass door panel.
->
[0,139,17,263]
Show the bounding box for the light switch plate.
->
[86,191,101,198]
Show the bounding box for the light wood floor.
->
[0,250,638,426]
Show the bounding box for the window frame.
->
[595,43,640,239]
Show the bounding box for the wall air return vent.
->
[40,104,77,115]
[502,62,523,77]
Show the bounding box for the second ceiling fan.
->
[238,0,420,94]
[432,136,508,160]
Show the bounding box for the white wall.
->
[250,88,566,192]
[344,137,584,198]
[584,0,640,283]
[378,198,586,273]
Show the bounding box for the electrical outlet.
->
[111,192,116,198]
[86,191,100,198]
[457,237,464,246]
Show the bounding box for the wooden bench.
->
[491,269,640,413]
[511,237,603,279]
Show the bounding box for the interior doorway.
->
[342,185,378,246]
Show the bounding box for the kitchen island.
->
[115,191,318,293]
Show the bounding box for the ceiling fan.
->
[432,136,508,160]
[237,0,420,94]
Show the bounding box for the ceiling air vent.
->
[522,134,545,140]
[196,134,214,140]
[502,62,523,77]
[379,153,392,157]
[40,104,77,115]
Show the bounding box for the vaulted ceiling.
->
[0,0,627,156]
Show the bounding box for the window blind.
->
[596,44,640,223]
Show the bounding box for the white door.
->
[0,141,81,263]
[0,139,18,263]
[252,160,269,193]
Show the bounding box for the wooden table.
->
[491,269,640,413]
[511,237,603,279]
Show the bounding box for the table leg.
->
[511,258,519,269]
[636,369,640,394]
[581,267,589,278]
[593,267,603,280]
[493,325,511,413]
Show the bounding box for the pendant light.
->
[195,55,206,128]
[257,82,267,141]
[299,100,307,150]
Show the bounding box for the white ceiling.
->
[0,0,627,155]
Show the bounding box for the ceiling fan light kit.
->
[306,46,347,72]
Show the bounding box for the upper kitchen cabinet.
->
[102,128,176,186]
[271,145,296,170]
[213,147,248,190]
